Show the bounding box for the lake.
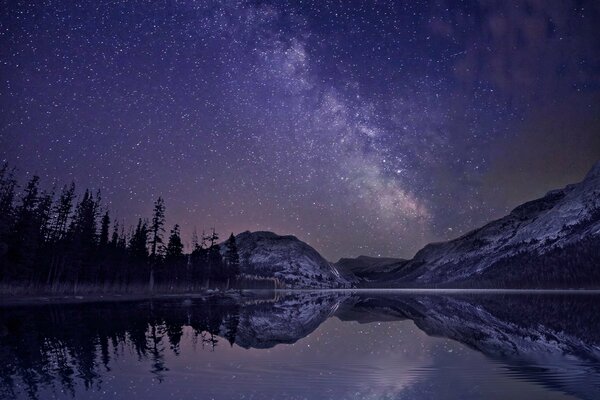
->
[1,290,599,399]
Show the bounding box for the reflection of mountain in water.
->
[1,291,599,399]
[337,292,600,400]
[235,291,346,349]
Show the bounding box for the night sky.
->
[1,1,599,260]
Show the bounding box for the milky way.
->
[1,1,599,259]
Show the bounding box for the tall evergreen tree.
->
[69,190,100,283]
[149,197,166,259]
[9,176,41,277]
[47,183,76,285]
[0,164,17,278]
[224,233,240,286]
[36,191,53,244]
[110,221,120,248]
[95,210,111,284]
[149,197,166,290]
[0,164,17,249]
[129,219,149,263]
[165,224,185,281]
[206,229,224,284]
[50,183,76,243]
[0,163,17,218]
[99,211,110,250]
[190,229,207,285]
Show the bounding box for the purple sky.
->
[1,1,599,260]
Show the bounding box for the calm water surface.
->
[1,290,599,399]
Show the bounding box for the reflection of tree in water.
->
[148,322,168,382]
[2,292,599,400]
[0,296,242,399]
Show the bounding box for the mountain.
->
[232,231,350,288]
[384,161,600,288]
[226,162,599,289]
[335,255,404,281]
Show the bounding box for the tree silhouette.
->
[165,224,184,261]
[99,211,110,250]
[9,176,42,278]
[46,183,76,285]
[0,163,245,292]
[224,233,240,288]
[165,224,185,281]
[149,197,166,291]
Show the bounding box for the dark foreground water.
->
[1,290,599,400]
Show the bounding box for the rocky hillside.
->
[335,255,404,282]
[222,162,599,289]
[385,161,600,287]
[232,231,350,288]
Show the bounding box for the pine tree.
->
[129,218,149,276]
[110,220,119,248]
[36,191,53,243]
[50,183,76,243]
[0,164,17,279]
[95,210,111,284]
[69,189,100,283]
[190,229,207,286]
[165,224,184,279]
[0,164,17,249]
[0,163,17,218]
[149,197,166,259]
[99,211,110,249]
[224,233,240,287]
[149,197,166,291]
[47,183,76,285]
[206,228,224,285]
[9,176,41,278]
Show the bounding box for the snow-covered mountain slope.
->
[335,255,405,281]
[233,231,350,288]
[219,162,599,288]
[387,161,600,286]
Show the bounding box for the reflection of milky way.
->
[1,1,599,259]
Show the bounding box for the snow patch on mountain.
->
[393,161,600,284]
[335,255,405,281]
[233,231,350,288]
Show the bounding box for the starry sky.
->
[1,0,599,260]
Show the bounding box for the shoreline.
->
[2,287,600,307]
[0,289,254,307]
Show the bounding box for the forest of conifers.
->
[0,163,241,292]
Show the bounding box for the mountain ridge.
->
[386,160,600,287]
[230,230,351,288]
[236,161,600,288]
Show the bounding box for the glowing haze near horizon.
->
[1,1,599,260]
